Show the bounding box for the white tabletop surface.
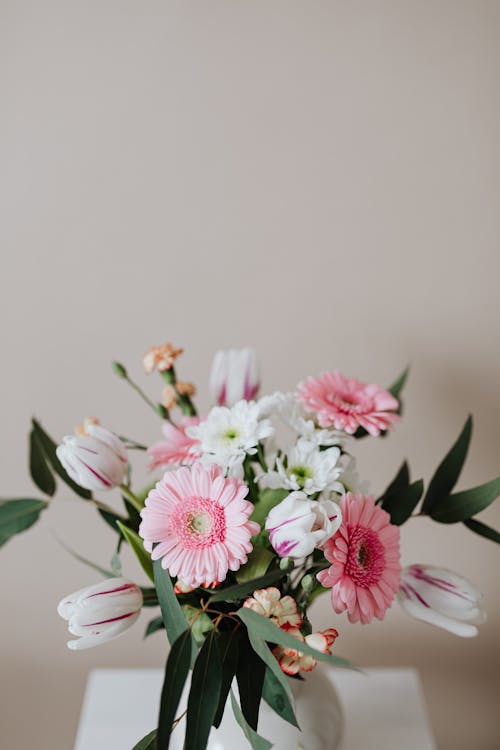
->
[74,667,436,750]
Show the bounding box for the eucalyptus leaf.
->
[117,521,154,582]
[29,429,56,496]
[431,477,500,523]
[153,559,193,652]
[213,629,241,728]
[54,536,115,577]
[262,663,299,727]
[377,461,410,505]
[182,605,214,644]
[388,366,410,401]
[185,630,222,750]
[236,547,275,583]
[236,632,266,730]
[238,608,352,670]
[380,479,424,526]
[157,629,193,750]
[31,419,92,499]
[209,569,284,603]
[0,498,49,547]
[421,416,473,515]
[144,616,164,639]
[463,518,500,545]
[131,729,157,750]
[230,690,273,750]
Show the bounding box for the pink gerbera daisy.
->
[297,372,399,436]
[139,462,260,588]
[147,417,202,470]
[317,493,401,624]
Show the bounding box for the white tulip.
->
[56,423,128,491]
[398,564,486,637]
[265,491,342,558]
[209,348,260,407]
[57,578,143,650]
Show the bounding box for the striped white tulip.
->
[56,423,128,491]
[209,347,260,407]
[57,578,143,650]
[398,564,486,637]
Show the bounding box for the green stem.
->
[119,484,144,513]
[124,374,160,416]
[257,444,268,473]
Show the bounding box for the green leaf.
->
[236,631,266,730]
[250,489,288,527]
[182,605,214,644]
[0,498,48,547]
[421,416,473,515]
[31,419,92,499]
[29,429,56,496]
[388,366,410,400]
[262,665,299,727]
[213,629,241,728]
[377,461,410,505]
[230,690,273,750]
[236,547,275,583]
[185,630,223,750]
[117,521,154,582]
[157,629,193,750]
[209,569,285,603]
[380,479,424,526]
[238,608,353,670]
[131,729,157,749]
[144,616,164,638]
[431,477,500,524]
[236,615,296,728]
[463,518,500,544]
[54,536,115,577]
[153,559,194,655]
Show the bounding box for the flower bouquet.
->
[3,344,499,749]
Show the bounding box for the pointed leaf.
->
[431,477,500,523]
[31,419,92,499]
[262,664,299,727]
[157,629,193,750]
[29,430,56,496]
[236,631,266,730]
[131,729,157,749]
[117,521,154,582]
[377,461,410,505]
[209,569,284,603]
[250,488,288,527]
[236,547,275,583]
[463,518,500,545]
[380,479,424,526]
[213,629,241,728]
[153,559,192,648]
[238,608,352,669]
[422,416,473,515]
[185,630,223,750]
[388,366,410,400]
[230,690,273,750]
[0,498,48,547]
[144,616,164,639]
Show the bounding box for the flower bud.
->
[279,557,295,573]
[56,423,128,492]
[265,491,342,559]
[300,574,315,593]
[209,348,260,407]
[398,564,486,637]
[57,578,142,650]
[112,361,127,379]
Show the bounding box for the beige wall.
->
[2,1,499,748]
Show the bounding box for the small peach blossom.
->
[143,343,184,374]
[74,416,100,437]
[273,626,339,675]
[243,587,302,630]
[176,380,197,398]
[162,385,178,410]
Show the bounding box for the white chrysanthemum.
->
[186,400,274,476]
[260,437,344,495]
[258,392,345,447]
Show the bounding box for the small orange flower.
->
[176,381,197,398]
[161,385,178,410]
[143,343,184,374]
[74,417,100,437]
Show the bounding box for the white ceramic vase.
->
[169,667,345,750]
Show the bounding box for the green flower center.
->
[288,464,313,487]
